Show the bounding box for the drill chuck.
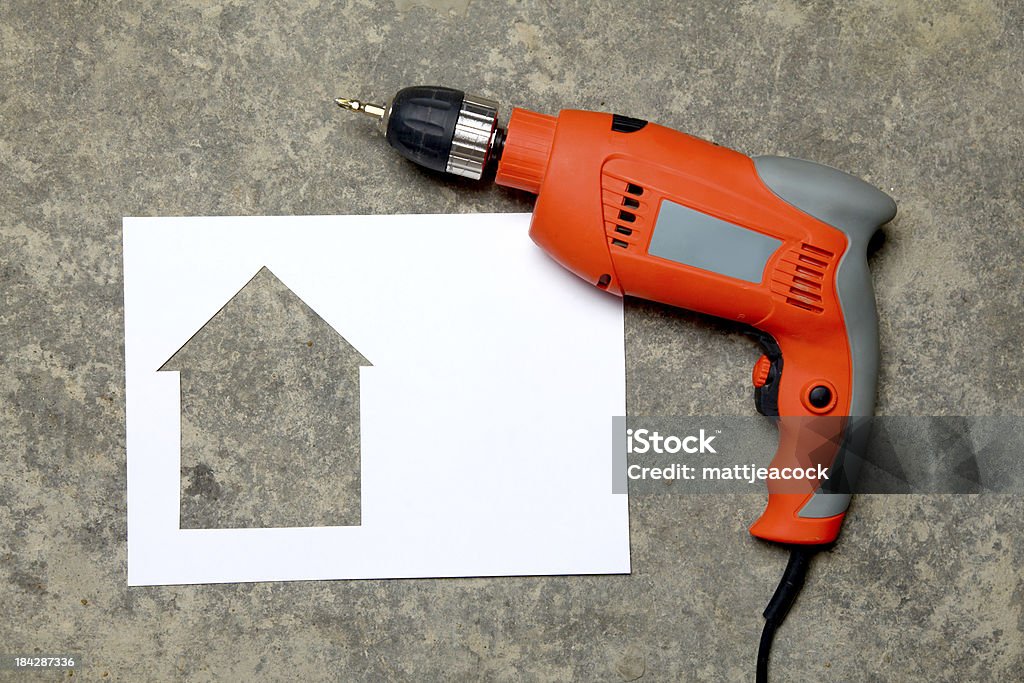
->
[446,92,502,179]
[337,86,504,180]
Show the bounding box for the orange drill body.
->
[496,107,896,545]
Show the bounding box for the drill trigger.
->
[752,331,783,418]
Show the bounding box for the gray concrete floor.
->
[2,1,1023,681]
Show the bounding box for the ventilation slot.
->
[792,276,821,290]
[801,243,834,258]
[772,242,837,315]
[788,287,822,303]
[797,253,828,269]
[785,297,824,313]
[601,174,649,248]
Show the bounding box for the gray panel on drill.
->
[753,156,897,519]
[648,200,783,283]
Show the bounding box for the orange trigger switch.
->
[752,355,772,388]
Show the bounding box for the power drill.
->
[337,85,896,681]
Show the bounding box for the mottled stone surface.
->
[163,266,365,529]
[1,1,1022,681]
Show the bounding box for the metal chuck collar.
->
[336,86,504,180]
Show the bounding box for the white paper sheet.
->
[123,213,628,585]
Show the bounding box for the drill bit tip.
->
[335,96,387,121]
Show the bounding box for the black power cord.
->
[756,544,824,683]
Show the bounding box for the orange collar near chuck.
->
[494,108,557,195]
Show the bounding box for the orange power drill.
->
[338,86,897,681]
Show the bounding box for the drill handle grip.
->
[748,156,896,544]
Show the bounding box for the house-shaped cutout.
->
[159,266,371,529]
